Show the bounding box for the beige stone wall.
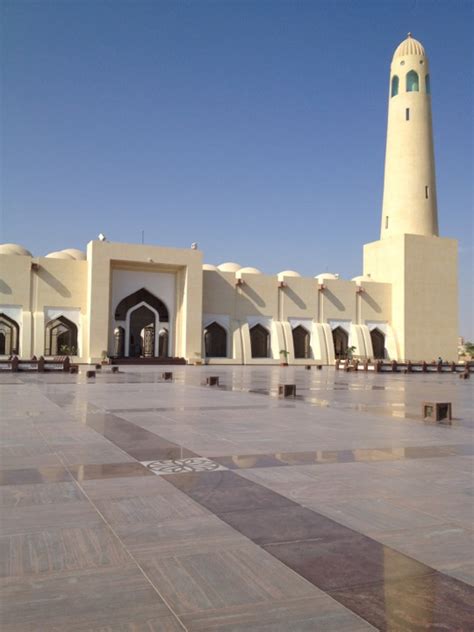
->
[364,235,458,360]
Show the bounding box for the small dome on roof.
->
[203,263,218,271]
[46,248,86,260]
[277,270,301,279]
[0,243,32,257]
[393,33,425,59]
[217,262,242,272]
[61,248,86,261]
[46,251,74,260]
[352,274,373,285]
[315,272,339,281]
[236,266,262,280]
[238,267,262,275]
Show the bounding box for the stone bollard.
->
[86,370,96,379]
[69,365,79,374]
[162,372,173,381]
[206,376,219,386]
[278,384,296,398]
[95,364,102,370]
[422,401,452,425]
[305,365,312,370]
[317,365,322,370]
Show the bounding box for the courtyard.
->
[0,366,473,631]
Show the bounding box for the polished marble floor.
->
[0,366,473,631]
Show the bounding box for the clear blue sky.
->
[1,1,472,338]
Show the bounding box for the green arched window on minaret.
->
[425,74,431,94]
[391,75,399,97]
[406,70,419,92]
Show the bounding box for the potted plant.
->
[346,345,357,361]
[280,350,289,366]
[60,344,77,357]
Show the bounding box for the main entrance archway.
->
[115,289,169,358]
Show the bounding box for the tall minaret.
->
[381,33,439,238]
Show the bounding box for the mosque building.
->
[0,35,458,365]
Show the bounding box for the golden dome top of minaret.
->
[393,33,426,58]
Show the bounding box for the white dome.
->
[238,267,262,275]
[0,243,32,257]
[352,274,373,285]
[277,270,301,279]
[46,251,75,260]
[315,272,338,281]
[202,264,218,271]
[217,262,242,273]
[61,248,86,261]
[46,248,86,260]
[393,33,425,59]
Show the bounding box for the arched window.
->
[293,325,310,359]
[370,328,385,359]
[425,74,431,94]
[391,75,399,97]
[45,316,78,356]
[204,322,227,358]
[0,313,20,356]
[332,326,348,359]
[250,324,270,358]
[406,70,419,92]
[159,328,169,357]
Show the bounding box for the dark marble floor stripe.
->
[211,443,474,469]
[164,469,474,630]
[81,410,197,461]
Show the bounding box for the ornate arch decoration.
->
[115,288,169,322]
[0,313,20,355]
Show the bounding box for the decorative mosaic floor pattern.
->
[142,457,228,475]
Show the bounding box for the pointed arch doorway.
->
[115,289,170,358]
